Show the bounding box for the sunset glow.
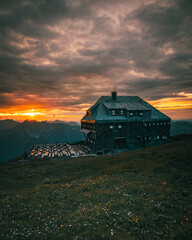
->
[149,94,192,110]
[0,93,191,122]
[23,109,41,117]
[0,107,85,122]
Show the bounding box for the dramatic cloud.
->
[0,0,191,121]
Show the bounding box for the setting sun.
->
[23,109,41,117]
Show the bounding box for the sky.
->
[0,0,192,122]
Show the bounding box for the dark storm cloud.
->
[0,0,191,112]
[0,0,67,29]
[125,77,190,100]
[0,0,93,34]
[130,0,192,42]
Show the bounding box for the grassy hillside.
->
[0,135,192,239]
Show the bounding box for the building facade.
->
[81,91,171,154]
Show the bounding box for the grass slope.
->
[0,135,192,239]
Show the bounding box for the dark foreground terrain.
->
[0,135,192,239]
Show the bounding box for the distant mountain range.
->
[0,120,84,162]
[0,119,192,162]
[0,119,20,130]
[170,120,192,136]
[0,119,80,129]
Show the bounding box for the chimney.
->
[111,88,117,101]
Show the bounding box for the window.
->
[112,109,124,116]
[137,136,141,140]
[139,112,143,116]
[149,123,151,126]
[153,123,155,126]
[145,123,147,126]
[116,110,120,115]
[130,112,133,116]
[118,125,122,129]
[157,123,159,125]
[110,125,113,129]
[86,110,91,117]
[157,136,159,139]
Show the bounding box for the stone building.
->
[81,91,171,154]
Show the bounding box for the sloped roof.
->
[103,102,150,110]
[81,96,170,122]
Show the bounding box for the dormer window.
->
[112,109,124,116]
[86,110,91,117]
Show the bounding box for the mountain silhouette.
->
[0,119,19,130]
